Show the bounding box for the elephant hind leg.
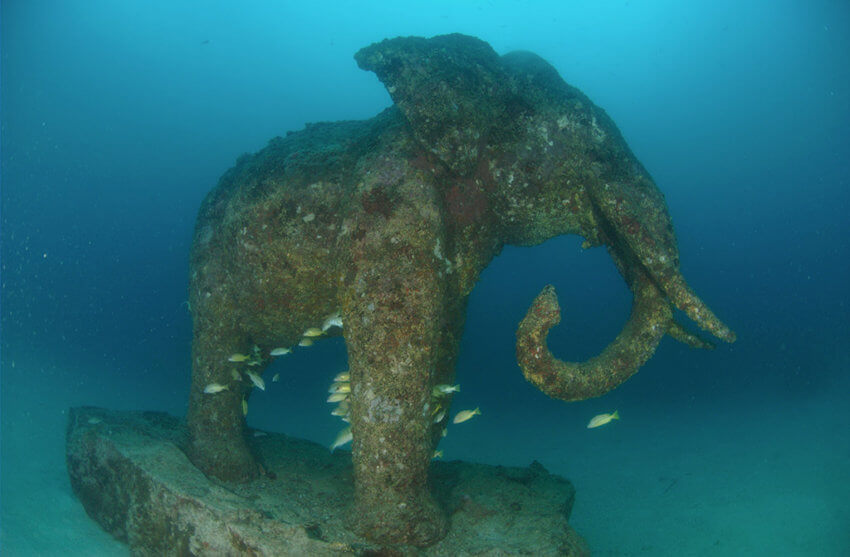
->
[186,325,260,482]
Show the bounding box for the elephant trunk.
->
[516,271,671,402]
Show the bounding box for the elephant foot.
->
[347,491,447,547]
[186,415,260,483]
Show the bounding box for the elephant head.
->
[356,35,735,402]
[186,34,734,548]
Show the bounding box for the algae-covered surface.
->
[66,407,588,556]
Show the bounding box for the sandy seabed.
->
[2,354,848,556]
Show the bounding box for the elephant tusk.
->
[663,275,737,343]
[666,319,715,350]
[515,275,671,402]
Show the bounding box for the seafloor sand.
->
[1,353,848,556]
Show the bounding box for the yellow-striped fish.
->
[302,327,324,338]
[228,353,250,363]
[327,392,348,403]
[322,312,343,332]
[330,426,352,451]
[452,407,481,424]
[245,372,265,391]
[204,383,229,394]
[328,382,351,394]
[587,411,619,429]
[432,384,460,396]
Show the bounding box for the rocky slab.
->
[66,407,588,556]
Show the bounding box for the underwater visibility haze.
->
[2,1,849,555]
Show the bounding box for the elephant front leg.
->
[342,245,450,546]
[186,323,260,483]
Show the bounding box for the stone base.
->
[66,407,588,556]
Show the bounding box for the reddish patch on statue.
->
[361,186,395,218]
[444,180,488,226]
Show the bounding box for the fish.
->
[334,371,350,382]
[302,327,324,338]
[330,426,352,451]
[87,417,103,425]
[270,347,291,356]
[272,373,280,382]
[322,312,343,331]
[327,392,348,403]
[432,410,446,423]
[298,338,314,347]
[230,369,241,381]
[228,353,250,363]
[245,372,265,391]
[432,450,443,459]
[587,411,619,429]
[242,398,248,416]
[432,384,460,396]
[331,401,349,416]
[204,383,229,394]
[328,382,351,394]
[452,407,481,424]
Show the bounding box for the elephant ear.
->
[355,33,512,175]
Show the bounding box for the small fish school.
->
[211,316,486,456]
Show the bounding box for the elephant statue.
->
[185,33,735,547]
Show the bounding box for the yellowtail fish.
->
[269,347,291,356]
[327,392,348,403]
[245,372,265,391]
[333,371,350,382]
[272,373,280,382]
[204,383,229,394]
[298,338,314,347]
[328,382,351,394]
[432,384,460,396]
[330,426,352,451]
[587,411,619,429]
[432,450,443,459]
[331,401,349,417]
[302,327,324,338]
[322,312,343,332]
[432,410,446,423]
[452,407,481,424]
[228,353,250,363]
[242,398,248,416]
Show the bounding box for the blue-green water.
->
[2,1,849,554]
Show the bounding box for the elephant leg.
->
[341,183,450,547]
[343,275,449,547]
[186,323,260,482]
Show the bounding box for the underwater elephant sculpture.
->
[186,33,735,547]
